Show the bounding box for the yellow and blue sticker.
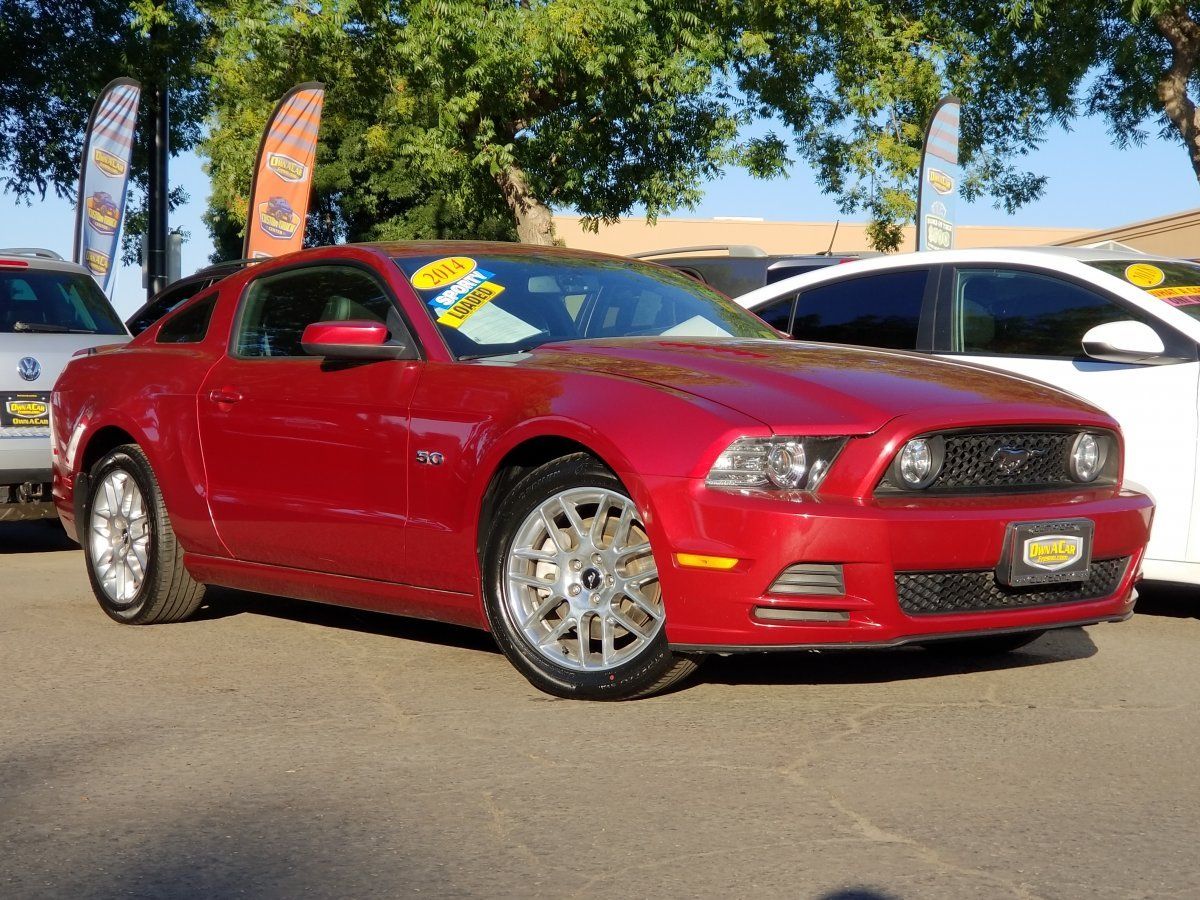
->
[412,258,506,329]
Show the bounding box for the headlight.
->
[1069,432,1107,482]
[707,436,847,492]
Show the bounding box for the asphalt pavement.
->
[2,520,1198,899]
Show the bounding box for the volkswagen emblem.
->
[992,445,1046,475]
[17,356,41,382]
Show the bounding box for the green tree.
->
[202,0,747,248]
[0,1,210,257]
[736,2,1200,250]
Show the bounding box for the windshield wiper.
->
[12,321,96,334]
[458,341,547,361]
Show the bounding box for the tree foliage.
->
[202,0,746,249]
[736,2,1200,249]
[7,2,1200,256]
[0,1,210,258]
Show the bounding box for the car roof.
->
[0,251,94,277]
[356,240,634,265]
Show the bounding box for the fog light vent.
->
[768,563,845,596]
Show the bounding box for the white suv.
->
[1,249,129,522]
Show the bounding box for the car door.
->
[936,265,1200,568]
[196,262,422,582]
[761,266,939,350]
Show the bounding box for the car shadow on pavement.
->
[695,627,1098,688]
[0,520,78,554]
[1134,583,1199,620]
[192,586,501,654]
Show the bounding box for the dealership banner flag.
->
[916,96,961,252]
[244,82,326,260]
[73,77,141,294]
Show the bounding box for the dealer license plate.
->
[997,519,1093,588]
[1,392,50,428]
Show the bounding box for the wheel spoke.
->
[102,478,120,515]
[538,615,575,648]
[618,540,651,560]
[576,614,591,664]
[512,547,555,563]
[611,503,634,550]
[511,572,553,589]
[522,592,563,629]
[624,585,663,621]
[602,615,615,666]
[559,496,588,541]
[609,607,650,641]
[539,508,568,553]
[588,495,610,545]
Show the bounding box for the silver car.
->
[1,249,129,522]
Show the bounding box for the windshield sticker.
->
[410,256,477,291]
[456,305,542,345]
[1125,263,1165,288]
[661,315,734,338]
[427,268,507,328]
[1148,285,1200,307]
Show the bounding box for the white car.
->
[737,247,1200,586]
[1,249,129,522]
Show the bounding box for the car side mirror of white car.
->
[1081,320,1167,365]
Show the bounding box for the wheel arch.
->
[476,432,629,566]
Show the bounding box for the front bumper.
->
[641,475,1153,650]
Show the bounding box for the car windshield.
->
[1086,259,1200,322]
[393,252,779,359]
[0,268,126,334]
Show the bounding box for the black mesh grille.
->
[896,557,1128,615]
[879,430,1095,493]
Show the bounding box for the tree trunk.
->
[495,163,555,245]
[1155,6,1200,182]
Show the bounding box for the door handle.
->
[207,388,244,405]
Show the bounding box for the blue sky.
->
[2,114,1198,320]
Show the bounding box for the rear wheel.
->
[484,454,701,700]
[922,630,1046,655]
[84,445,205,625]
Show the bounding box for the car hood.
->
[518,338,1104,434]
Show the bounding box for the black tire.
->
[82,444,205,625]
[922,630,1046,655]
[483,453,701,700]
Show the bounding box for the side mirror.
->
[1081,320,1166,365]
[301,320,414,360]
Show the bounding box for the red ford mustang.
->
[51,243,1153,699]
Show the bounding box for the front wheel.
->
[84,444,205,625]
[484,454,701,700]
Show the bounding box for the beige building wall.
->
[553,214,1092,256]
[1057,208,1200,257]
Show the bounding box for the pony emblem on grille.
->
[991,445,1047,475]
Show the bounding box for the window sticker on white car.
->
[660,315,734,338]
[1124,263,1165,288]
[409,256,478,291]
[1147,285,1200,307]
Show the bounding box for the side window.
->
[765,263,827,284]
[791,269,929,349]
[235,265,407,359]
[755,296,795,332]
[157,292,218,344]
[953,269,1147,358]
[129,278,213,336]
